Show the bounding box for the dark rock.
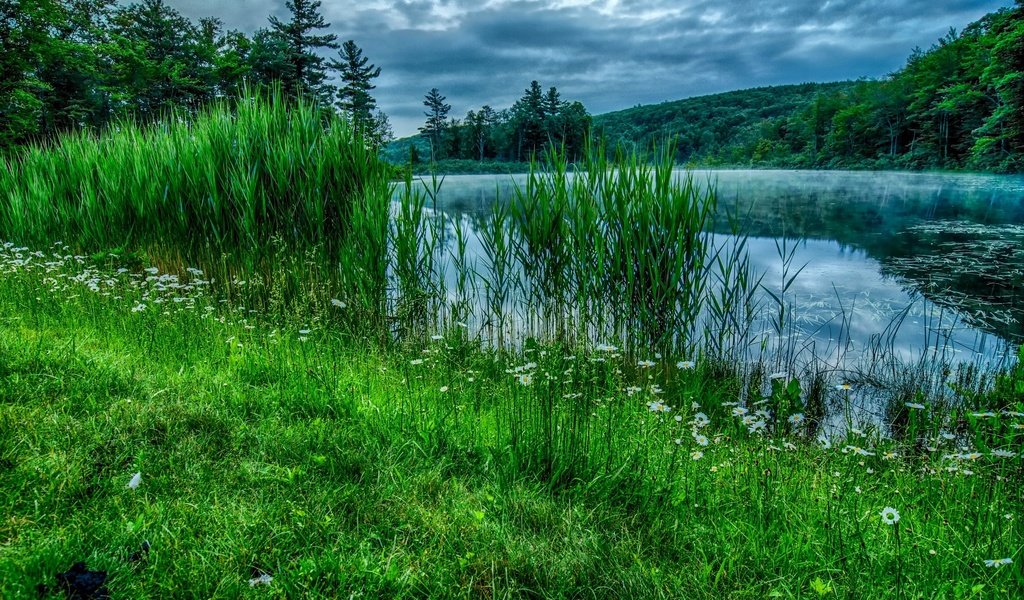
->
[55,562,109,599]
[128,540,151,563]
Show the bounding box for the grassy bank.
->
[405,159,535,176]
[1,240,1022,598]
[2,92,1023,597]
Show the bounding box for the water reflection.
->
[707,170,1024,346]
[397,169,1024,361]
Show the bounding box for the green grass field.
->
[1,241,1022,598]
[1,92,1022,598]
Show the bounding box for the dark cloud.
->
[157,0,1012,136]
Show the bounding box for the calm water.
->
[404,169,1024,363]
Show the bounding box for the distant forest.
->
[394,3,1024,173]
[597,4,1024,172]
[387,81,592,166]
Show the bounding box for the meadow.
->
[1,92,1022,598]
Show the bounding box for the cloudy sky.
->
[160,0,1011,137]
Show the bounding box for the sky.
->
[159,0,1013,137]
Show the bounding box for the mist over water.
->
[401,169,1024,364]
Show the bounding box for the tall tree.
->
[268,0,337,100]
[974,4,1024,167]
[0,0,55,148]
[248,27,290,87]
[465,105,496,160]
[419,87,451,160]
[328,39,384,141]
[512,80,546,159]
[543,86,562,117]
[556,100,591,159]
[108,0,202,116]
[34,0,114,137]
[214,29,254,98]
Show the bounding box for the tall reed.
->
[0,87,392,254]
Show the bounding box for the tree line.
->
[6,1,1017,172]
[1,0,391,150]
[415,81,592,163]
[596,2,1023,172]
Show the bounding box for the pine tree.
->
[268,0,337,100]
[108,0,200,116]
[543,86,562,117]
[328,40,381,133]
[248,28,290,87]
[32,0,115,137]
[0,0,54,148]
[215,29,255,98]
[419,87,451,160]
[512,81,546,159]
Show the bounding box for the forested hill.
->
[383,82,851,169]
[591,82,856,164]
[390,4,1021,173]
[595,5,1023,172]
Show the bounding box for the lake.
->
[399,169,1024,366]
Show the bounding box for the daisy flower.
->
[880,506,900,525]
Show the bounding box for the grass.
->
[1,99,1023,598]
[1,241,1022,599]
[406,159,536,176]
[0,88,392,253]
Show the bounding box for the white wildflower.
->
[880,506,900,525]
[248,573,274,586]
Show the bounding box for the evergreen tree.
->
[512,80,546,159]
[108,0,202,116]
[191,17,223,103]
[328,39,386,143]
[34,0,114,137]
[557,101,591,159]
[465,105,496,160]
[248,28,290,87]
[268,0,337,101]
[0,0,54,148]
[215,29,255,98]
[419,87,451,160]
[543,86,562,117]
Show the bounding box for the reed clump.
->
[0,88,392,254]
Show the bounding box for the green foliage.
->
[392,81,592,169]
[0,242,1021,598]
[594,82,857,165]
[419,87,452,160]
[0,0,392,154]
[0,88,390,253]
[592,4,1024,173]
[267,0,338,101]
[407,158,532,175]
[328,40,390,147]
